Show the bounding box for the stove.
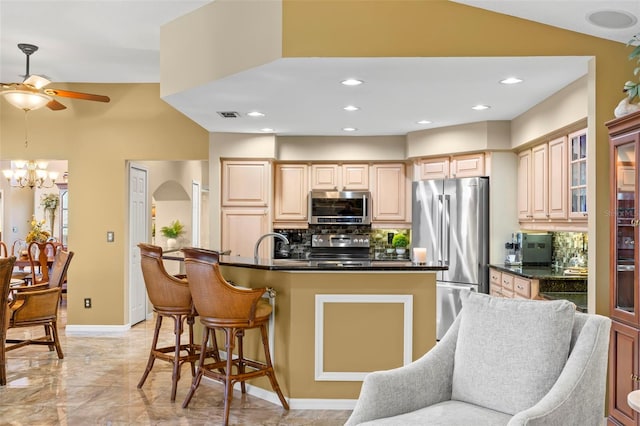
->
[309,234,371,262]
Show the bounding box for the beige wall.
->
[278,136,406,161]
[0,83,208,325]
[160,0,282,98]
[511,76,589,148]
[406,121,512,158]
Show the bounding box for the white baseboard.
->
[65,324,131,335]
[201,377,356,410]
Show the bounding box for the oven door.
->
[308,190,371,225]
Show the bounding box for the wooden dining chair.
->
[24,241,57,284]
[0,256,16,385]
[6,249,74,359]
[0,242,8,258]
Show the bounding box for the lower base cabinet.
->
[609,320,640,426]
[488,268,539,300]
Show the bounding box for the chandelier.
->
[2,160,59,189]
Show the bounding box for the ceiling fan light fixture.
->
[23,74,51,90]
[1,90,51,111]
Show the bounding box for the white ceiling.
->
[0,1,638,136]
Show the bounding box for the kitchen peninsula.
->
[169,253,445,406]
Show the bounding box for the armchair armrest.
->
[508,316,611,426]
[345,315,461,425]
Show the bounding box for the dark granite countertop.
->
[164,253,447,272]
[540,292,588,313]
[490,264,588,281]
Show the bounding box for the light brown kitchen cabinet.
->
[310,163,369,190]
[488,267,539,300]
[531,143,549,219]
[517,131,583,229]
[221,208,270,259]
[221,160,270,207]
[417,153,485,180]
[548,136,568,220]
[371,163,408,223]
[607,111,640,426]
[274,163,308,222]
[517,150,532,220]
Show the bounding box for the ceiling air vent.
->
[217,111,240,118]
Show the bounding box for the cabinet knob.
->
[632,373,640,382]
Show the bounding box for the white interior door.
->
[129,163,148,325]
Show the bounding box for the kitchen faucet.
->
[254,233,289,262]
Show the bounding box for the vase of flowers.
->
[26,216,51,244]
[160,220,185,249]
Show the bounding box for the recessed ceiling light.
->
[247,111,265,117]
[587,10,637,29]
[417,120,432,124]
[500,77,523,85]
[472,104,490,111]
[260,128,274,132]
[342,127,358,132]
[341,79,363,86]
[344,105,360,111]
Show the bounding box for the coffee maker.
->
[504,232,522,265]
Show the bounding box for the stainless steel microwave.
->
[308,190,371,225]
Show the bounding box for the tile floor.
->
[1,297,352,425]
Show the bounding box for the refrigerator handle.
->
[443,194,450,265]
[437,194,443,263]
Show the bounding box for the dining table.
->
[13,255,55,283]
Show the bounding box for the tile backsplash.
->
[551,232,588,267]
[273,226,411,259]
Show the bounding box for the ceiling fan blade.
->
[46,99,67,111]
[23,74,50,89]
[43,88,110,103]
[1,82,27,90]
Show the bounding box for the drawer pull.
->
[632,373,640,382]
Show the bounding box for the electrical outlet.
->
[106,231,114,243]
[84,298,92,308]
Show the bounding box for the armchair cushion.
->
[358,400,512,426]
[451,292,575,415]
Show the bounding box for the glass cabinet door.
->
[612,140,638,323]
[569,129,587,218]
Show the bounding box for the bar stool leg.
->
[223,327,235,426]
[182,327,209,408]
[260,323,289,410]
[187,315,197,377]
[170,314,184,402]
[237,329,246,394]
[138,314,163,389]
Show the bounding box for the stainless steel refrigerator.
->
[412,177,489,339]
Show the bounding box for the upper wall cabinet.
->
[310,163,369,190]
[520,138,567,221]
[417,153,485,180]
[371,163,409,224]
[517,129,586,231]
[221,160,270,207]
[274,163,308,222]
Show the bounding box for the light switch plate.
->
[107,231,114,242]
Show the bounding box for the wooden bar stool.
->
[137,243,216,402]
[181,258,289,425]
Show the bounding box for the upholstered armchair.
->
[345,292,611,426]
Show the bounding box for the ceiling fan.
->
[0,43,110,111]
